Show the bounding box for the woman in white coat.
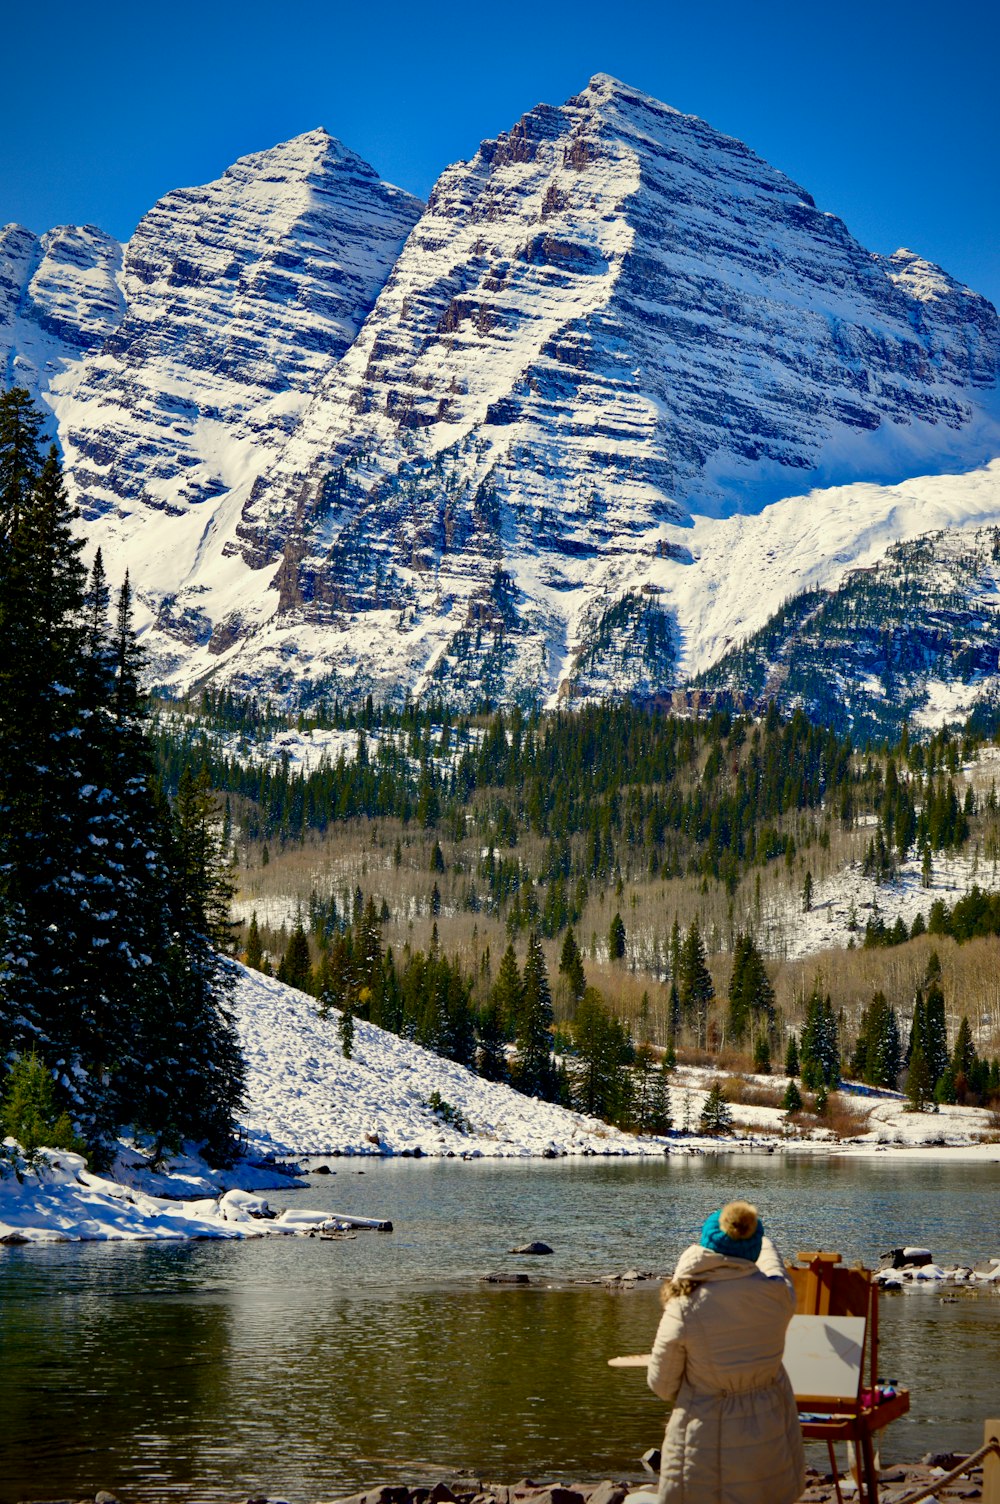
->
[647,1200,806,1504]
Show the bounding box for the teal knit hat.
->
[700,1201,764,1261]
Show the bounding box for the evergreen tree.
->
[633,1043,673,1134]
[679,917,713,1047]
[727,932,774,1046]
[752,1034,771,1074]
[278,923,313,992]
[951,1016,978,1102]
[475,994,508,1082]
[245,913,263,971]
[851,991,901,1089]
[559,927,587,1003]
[571,987,632,1121]
[512,932,557,1099]
[0,1051,84,1157]
[799,986,840,1088]
[905,994,933,1112]
[608,911,626,961]
[699,1080,733,1135]
[782,1078,803,1114]
[491,944,523,1037]
[924,981,949,1088]
[784,1034,800,1077]
[339,1001,355,1059]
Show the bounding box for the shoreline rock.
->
[13,1458,988,1504]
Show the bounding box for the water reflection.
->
[2,1156,999,1503]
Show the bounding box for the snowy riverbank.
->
[2,964,998,1242]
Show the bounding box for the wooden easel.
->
[789,1251,910,1504]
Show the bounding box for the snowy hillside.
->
[233,967,999,1160]
[235,965,667,1159]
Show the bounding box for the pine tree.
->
[0,1051,84,1158]
[905,994,933,1112]
[924,981,949,1087]
[571,987,632,1121]
[339,1002,355,1059]
[679,917,713,1047]
[802,871,814,913]
[475,993,508,1082]
[512,932,557,1099]
[608,911,626,961]
[491,944,523,1037]
[784,1034,800,1077]
[245,913,263,971]
[727,932,774,1046]
[799,986,840,1088]
[699,1080,732,1135]
[559,927,586,1002]
[782,1078,803,1114]
[851,991,901,1089]
[278,923,313,993]
[951,1016,978,1102]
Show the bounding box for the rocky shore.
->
[22,1459,988,1504]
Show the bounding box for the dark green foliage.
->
[156,697,858,913]
[0,1051,85,1157]
[512,932,557,1100]
[633,1043,673,1133]
[924,980,949,1086]
[0,391,245,1163]
[607,911,626,961]
[905,993,933,1111]
[570,987,633,1121]
[699,1080,733,1135]
[752,1034,772,1074]
[727,932,775,1046]
[278,923,313,992]
[339,1002,355,1059]
[782,1078,803,1114]
[245,913,263,971]
[678,917,713,1047]
[799,986,840,1089]
[784,1034,800,1077]
[558,927,586,1002]
[851,991,901,1088]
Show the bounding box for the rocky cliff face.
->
[0,222,123,407]
[55,129,423,528]
[210,74,998,708]
[693,523,1000,741]
[5,82,1000,719]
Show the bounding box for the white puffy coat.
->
[647,1235,806,1504]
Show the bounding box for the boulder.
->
[585,1485,628,1504]
[509,1241,554,1255]
[481,1273,531,1284]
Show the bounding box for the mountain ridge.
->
[3,80,999,721]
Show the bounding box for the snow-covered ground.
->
[764,845,996,962]
[3,966,997,1242]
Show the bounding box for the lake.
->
[2,1154,999,1504]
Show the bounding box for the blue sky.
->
[4,0,998,307]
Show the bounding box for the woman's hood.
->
[673,1242,762,1282]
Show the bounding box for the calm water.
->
[2,1155,999,1504]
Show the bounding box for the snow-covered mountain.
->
[5,80,1000,717]
[0,222,124,406]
